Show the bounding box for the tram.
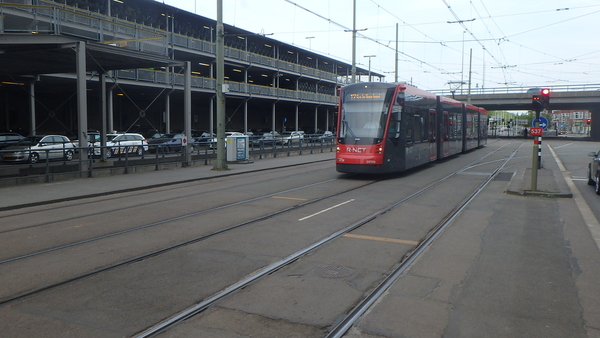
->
[336,82,488,174]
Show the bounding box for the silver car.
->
[1,135,75,163]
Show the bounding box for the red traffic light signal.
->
[532,95,542,111]
[586,119,591,125]
[540,88,550,108]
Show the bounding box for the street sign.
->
[531,116,549,129]
[529,127,543,136]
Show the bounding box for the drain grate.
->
[494,172,514,181]
[314,265,356,279]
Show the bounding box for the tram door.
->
[441,111,450,157]
[428,109,437,161]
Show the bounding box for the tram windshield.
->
[339,85,395,141]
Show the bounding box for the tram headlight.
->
[336,145,340,152]
[376,146,383,154]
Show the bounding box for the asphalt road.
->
[1,139,599,338]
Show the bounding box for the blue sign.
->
[531,116,549,130]
[235,137,247,160]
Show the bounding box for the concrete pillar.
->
[244,99,248,134]
[210,97,214,136]
[99,72,107,160]
[183,61,192,165]
[271,102,276,132]
[165,92,171,133]
[107,72,116,132]
[76,41,88,172]
[29,80,36,135]
[314,106,318,132]
[295,105,299,131]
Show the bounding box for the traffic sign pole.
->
[531,109,541,191]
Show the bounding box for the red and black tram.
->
[336,82,488,174]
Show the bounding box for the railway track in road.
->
[325,144,520,338]
[132,142,520,338]
[0,141,521,337]
[0,166,379,306]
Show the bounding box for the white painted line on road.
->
[549,145,600,252]
[298,199,355,221]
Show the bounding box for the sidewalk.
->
[0,152,335,211]
[506,144,572,198]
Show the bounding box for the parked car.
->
[0,135,75,163]
[0,132,25,150]
[306,130,334,143]
[148,133,191,153]
[588,150,600,194]
[194,132,215,145]
[280,131,305,145]
[208,132,245,148]
[105,133,148,157]
[256,131,281,147]
[147,133,173,153]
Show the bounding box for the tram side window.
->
[405,114,413,143]
[413,110,426,142]
[442,112,450,140]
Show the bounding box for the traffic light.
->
[532,95,542,112]
[540,88,550,108]
[587,119,591,125]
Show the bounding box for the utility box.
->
[226,135,249,162]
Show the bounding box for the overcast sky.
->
[159,0,600,92]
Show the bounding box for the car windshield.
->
[339,84,394,140]
[106,135,118,141]
[150,133,170,139]
[0,135,18,141]
[21,136,44,144]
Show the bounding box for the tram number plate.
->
[529,127,543,136]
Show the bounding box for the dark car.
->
[306,130,334,143]
[587,150,600,194]
[256,131,282,147]
[0,133,25,150]
[148,133,191,153]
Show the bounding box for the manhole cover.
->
[494,172,513,181]
[314,265,356,279]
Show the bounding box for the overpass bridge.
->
[433,84,600,140]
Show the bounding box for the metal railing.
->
[431,84,600,96]
[0,135,335,185]
[0,0,340,83]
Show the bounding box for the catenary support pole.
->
[213,0,227,170]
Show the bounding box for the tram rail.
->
[0,141,521,337]
[132,142,518,337]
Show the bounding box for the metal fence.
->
[0,136,335,185]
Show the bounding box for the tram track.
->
[0,142,519,338]
[0,177,379,306]
[325,145,521,338]
[0,163,334,226]
[131,142,519,338]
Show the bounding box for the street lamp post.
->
[306,36,315,50]
[364,55,376,82]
